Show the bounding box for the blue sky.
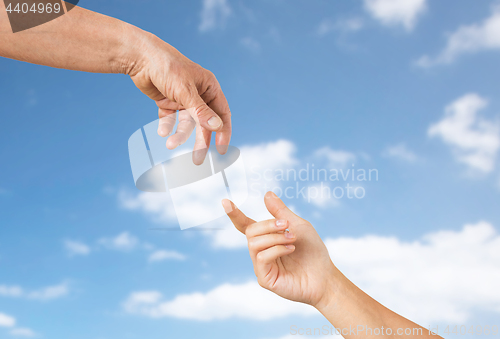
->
[1,0,500,338]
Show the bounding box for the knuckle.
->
[205,69,216,81]
[247,238,257,251]
[194,103,212,119]
[255,251,265,263]
[245,228,255,240]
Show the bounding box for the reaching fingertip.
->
[166,139,177,150]
[192,148,209,166]
[215,144,228,155]
[221,199,234,214]
[158,128,168,137]
[285,245,295,250]
[265,191,278,200]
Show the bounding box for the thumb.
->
[184,92,223,132]
[264,191,297,220]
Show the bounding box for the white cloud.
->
[428,93,500,173]
[0,282,68,301]
[63,240,91,256]
[123,221,500,324]
[120,139,298,249]
[317,18,364,36]
[120,140,359,249]
[382,143,418,162]
[199,0,231,32]
[10,327,37,337]
[206,227,248,249]
[303,183,340,209]
[98,232,139,251]
[0,313,15,327]
[313,147,356,168]
[119,191,175,225]
[364,0,427,31]
[242,139,298,173]
[206,140,299,249]
[123,281,315,321]
[325,221,500,324]
[417,5,500,67]
[148,250,186,262]
[240,37,261,53]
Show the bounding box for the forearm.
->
[317,267,441,339]
[0,3,144,74]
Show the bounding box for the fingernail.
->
[275,220,287,227]
[221,199,233,214]
[208,116,222,129]
[285,232,294,239]
[285,245,295,250]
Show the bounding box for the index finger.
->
[222,199,255,234]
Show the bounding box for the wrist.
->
[112,22,150,76]
[313,263,346,314]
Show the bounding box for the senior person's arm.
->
[0,4,231,162]
[223,192,443,339]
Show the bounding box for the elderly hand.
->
[128,32,232,163]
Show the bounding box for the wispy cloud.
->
[0,285,23,297]
[0,282,69,301]
[148,250,186,262]
[27,282,69,301]
[199,0,231,32]
[313,147,356,168]
[317,17,364,36]
[364,0,427,31]
[64,240,91,256]
[428,93,500,173]
[417,5,500,67]
[98,232,139,252]
[88,231,186,262]
[10,327,37,337]
[382,143,419,162]
[240,37,261,54]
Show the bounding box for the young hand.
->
[222,191,337,309]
